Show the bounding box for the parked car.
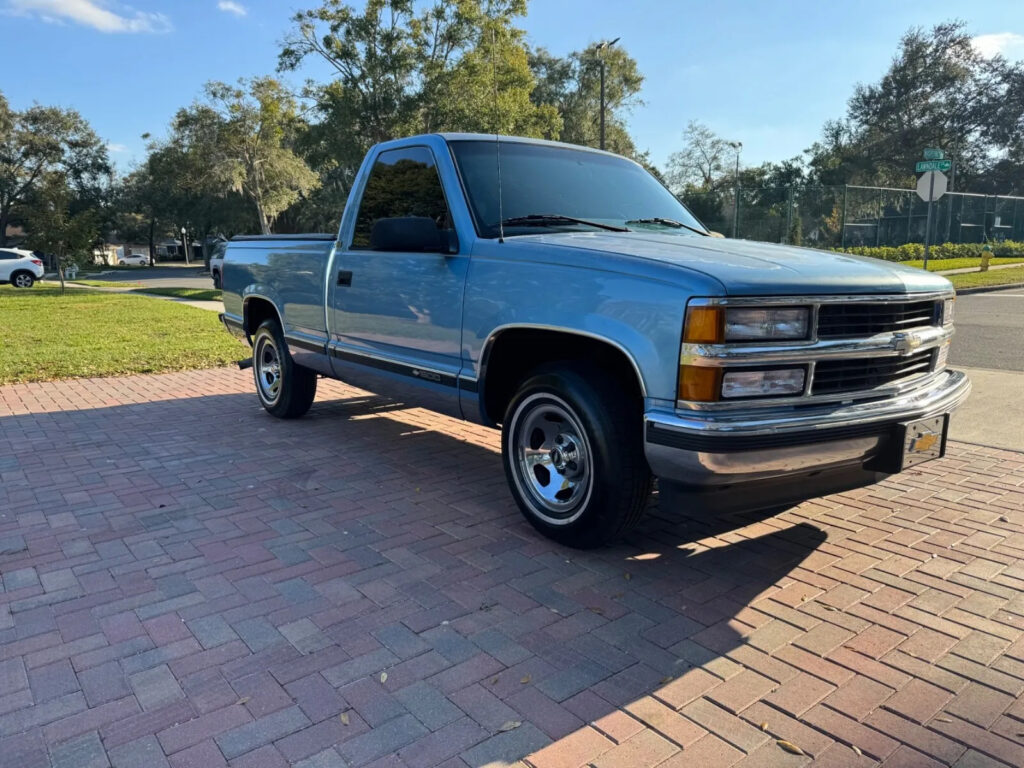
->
[118,253,149,266]
[219,134,970,547]
[0,248,45,288]
[208,240,226,288]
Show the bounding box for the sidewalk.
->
[63,281,223,312]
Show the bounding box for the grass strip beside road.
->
[903,257,1024,271]
[948,266,1024,291]
[74,279,145,287]
[0,285,243,384]
[133,287,222,301]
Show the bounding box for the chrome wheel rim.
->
[254,334,282,405]
[511,393,593,524]
[14,274,31,288]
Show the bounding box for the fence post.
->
[841,185,848,248]
[875,189,883,246]
[784,186,794,244]
[906,192,913,244]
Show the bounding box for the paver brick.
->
[4,369,1024,768]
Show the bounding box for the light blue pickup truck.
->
[220,134,970,547]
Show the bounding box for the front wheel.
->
[252,319,317,418]
[12,272,35,289]
[501,365,652,548]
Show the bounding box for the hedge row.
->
[834,241,1024,262]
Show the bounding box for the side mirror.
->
[370,217,454,253]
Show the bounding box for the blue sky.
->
[4,0,1023,174]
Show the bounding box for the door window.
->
[351,147,453,250]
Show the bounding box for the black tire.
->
[252,319,317,419]
[11,272,35,289]
[501,364,652,548]
[212,270,222,289]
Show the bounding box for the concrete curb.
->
[955,282,1024,295]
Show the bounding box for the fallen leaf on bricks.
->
[498,721,521,732]
[588,606,605,615]
[777,740,806,756]
[935,716,952,723]
[999,515,1008,522]
[821,605,838,612]
[490,676,499,685]
[237,697,250,706]
[340,711,350,726]
[520,675,531,684]
[852,745,863,756]
[380,672,388,684]
[660,676,673,684]
[760,722,769,732]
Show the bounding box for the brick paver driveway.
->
[1,368,1023,768]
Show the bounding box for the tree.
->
[665,121,738,193]
[24,174,98,293]
[0,92,109,246]
[806,21,1024,189]
[279,0,559,228]
[528,42,644,157]
[173,78,319,234]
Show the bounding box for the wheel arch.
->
[242,295,284,338]
[477,326,647,427]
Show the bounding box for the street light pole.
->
[597,37,620,151]
[728,141,743,238]
[181,226,190,266]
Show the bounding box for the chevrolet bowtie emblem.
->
[892,332,923,355]
[910,432,939,453]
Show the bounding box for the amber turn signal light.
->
[678,365,722,402]
[683,306,724,343]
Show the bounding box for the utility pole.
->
[728,141,742,238]
[597,37,619,151]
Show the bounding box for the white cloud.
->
[6,0,171,33]
[107,142,129,153]
[972,32,1024,59]
[217,0,246,16]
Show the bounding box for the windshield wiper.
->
[501,214,629,233]
[626,217,709,236]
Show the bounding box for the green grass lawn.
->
[133,287,222,301]
[948,266,1024,291]
[0,285,244,384]
[902,257,1024,271]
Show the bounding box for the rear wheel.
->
[501,364,652,548]
[252,319,317,418]
[212,270,222,289]
[11,272,35,289]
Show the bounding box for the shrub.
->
[835,240,1024,261]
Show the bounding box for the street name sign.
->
[916,159,952,173]
[923,148,945,161]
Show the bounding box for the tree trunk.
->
[0,207,9,247]
[256,200,271,235]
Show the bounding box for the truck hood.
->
[530,232,953,296]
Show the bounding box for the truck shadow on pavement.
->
[0,386,829,767]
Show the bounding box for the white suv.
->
[0,248,45,288]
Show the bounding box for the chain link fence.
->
[682,185,1024,248]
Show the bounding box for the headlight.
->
[724,308,809,341]
[722,368,806,399]
[942,298,955,326]
[684,306,809,343]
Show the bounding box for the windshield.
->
[449,140,707,239]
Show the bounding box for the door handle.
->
[337,270,353,287]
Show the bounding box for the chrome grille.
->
[813,350,935,396]
[817,300,939,339]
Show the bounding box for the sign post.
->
[916,170,948,270]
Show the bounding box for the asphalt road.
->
[947,287,1024,451]
[92,264,213,290]
[949,287,1024,372]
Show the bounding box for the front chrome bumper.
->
[644,369,971,487]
